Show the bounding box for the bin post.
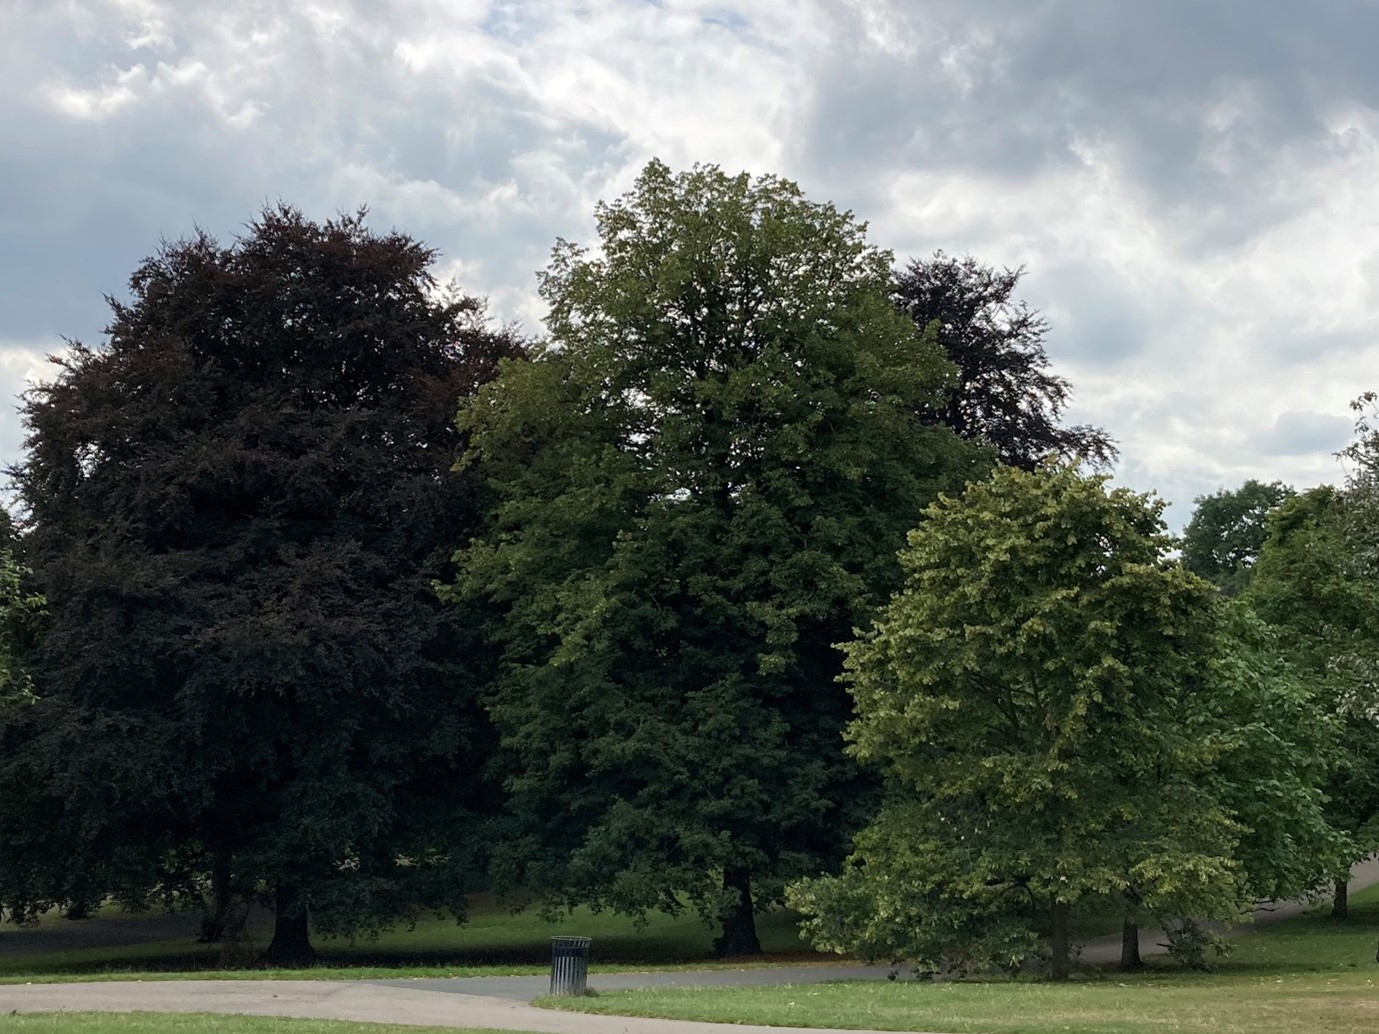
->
[549,935,592,996]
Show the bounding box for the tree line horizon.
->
[0,160,1373,981]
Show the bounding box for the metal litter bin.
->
[549,935,592,996]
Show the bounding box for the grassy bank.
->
[0,894,815,983]
[538,885,1379,1034]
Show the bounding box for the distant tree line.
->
[0,162,1372,979]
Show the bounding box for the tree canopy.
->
[1181,479,1295,596]
[0,207,521,960]
[1247,485,1379,916]
[449,160,984,955]
[893,253,1115,470]
[791,464,1244,980]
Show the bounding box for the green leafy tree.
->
[1339,392,1379,578]
[1197,603,1349,904]
[893,253,1116,469]
[0,548,47,925]
[1248,485,1379,918]
[0,209,521,961]
[0,552,41,715]
[1181,480,1295,596]
[791,464,1244,980]
[449,160,983,956]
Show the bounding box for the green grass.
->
[538,884,1379,1034]
[0,1015,524,1034]
[544,972,1379,1034]
[0,893,818,983]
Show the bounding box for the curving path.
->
[1,858,1375,1033]
[0,979,917,1034]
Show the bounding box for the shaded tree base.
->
[1333,878,1349,920]
[713,922,763,958]
[1049,901,1070,981]
[265,885,316,967]
[264,928,317,967]
[714,866,763,958]
[1120,920,1143,972]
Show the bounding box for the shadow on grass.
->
[0,899,818,980]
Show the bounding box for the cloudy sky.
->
[4,0,1377,526]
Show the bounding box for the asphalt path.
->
[0,980,915,1034]
[1,857,1375,1033]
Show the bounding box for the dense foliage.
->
[1181,479,1294,596]
[791,465,1255,979]
[1247,485,1379,917]
[0,165,1365,981]
[0,208,521,960]
[448,160,984,955]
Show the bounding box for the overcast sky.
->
[3,0,1376,527]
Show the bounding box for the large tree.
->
[0,208,520,961]
[893,253,1116,469]
[1248,486,1379,918]
[1197,603,1349,907]
[0,549,49,925]
[1181,479,1294,596]
[450,161,983,956]
[1339,391,1379,578]
[791,465,1244,980]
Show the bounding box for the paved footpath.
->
[0,979,916,1034]
[1,858,1375,1033]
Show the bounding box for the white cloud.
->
[3,0,1378,527]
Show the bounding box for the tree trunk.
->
[1120,919,1143,971]
[199,849,234,943]
[1333,878,1349,920]
[713,866,762,958]
[1049,900,1071,981]
[264,882,316,967]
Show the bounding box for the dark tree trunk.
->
[1120,919,1143,971]
[1049,900,1071,981]
[264,882,315,967]
[713,866,762,958]
[199,849,235,943]
[1333,878,1349,919]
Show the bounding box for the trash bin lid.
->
[550,935,592,949]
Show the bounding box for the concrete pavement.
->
[0,979,924,1034]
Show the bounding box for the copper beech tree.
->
[1,209,521,963]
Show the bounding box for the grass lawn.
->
[0,893,817,983]
[0,1015,525,1034]
[537,884,1379,1034]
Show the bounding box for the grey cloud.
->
[1250,410,1352,456]
[1253,328,1377,366]
[797,1,1379,248]
[1025,261,1150,368]
[0,1,640,361]
[2,0,1377,529]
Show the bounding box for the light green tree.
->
[0,550,41,716]
[791,464,1246,980]
[1181,480,1294,596]
[1248,481,1379,918]
[448,160,983,955]
[0,547,45,924]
